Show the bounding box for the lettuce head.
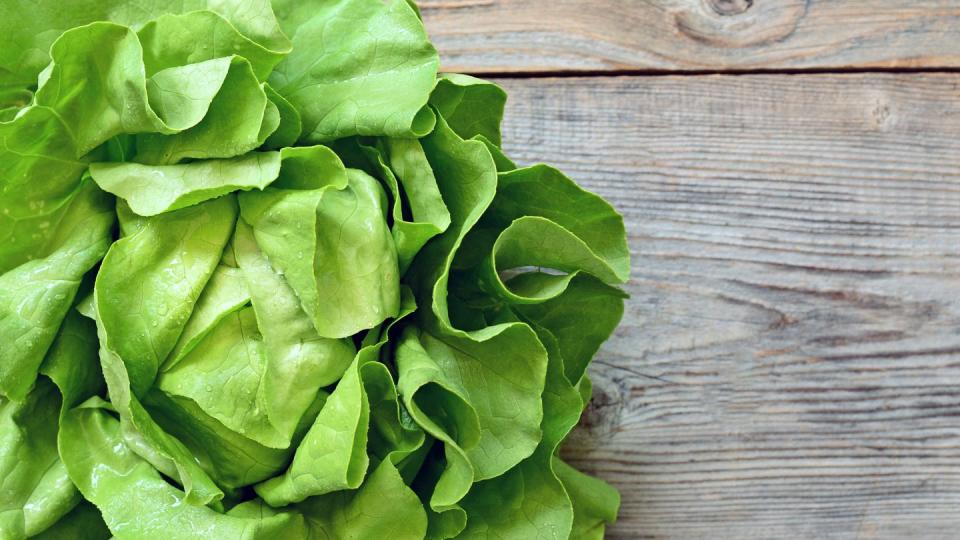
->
[0,1,629,538]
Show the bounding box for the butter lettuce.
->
[0,1,628,538]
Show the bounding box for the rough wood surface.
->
[421,1,960,74]
[490,74,960,539]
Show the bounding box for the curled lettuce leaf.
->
[0,1,629,538]
[91,152,283,216]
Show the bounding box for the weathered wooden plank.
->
[421,1,960,74]
[491,74,960,539]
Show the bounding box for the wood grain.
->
[491,74,960,539]
[421,1,960,74]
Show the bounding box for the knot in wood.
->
[707,0,753,16]
[674,0,806,49]
[565,375,626,448]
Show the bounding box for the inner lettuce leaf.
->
[239,168,401,338]
[0,1,630,538]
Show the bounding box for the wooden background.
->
[423,2,960,538]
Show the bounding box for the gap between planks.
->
[469,66,960,79]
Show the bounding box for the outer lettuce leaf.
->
[40,310,107,414]
[555,458,620,540]
[418,329,546,481]
[35,23,231,155]
[0,308,108,540]
[141,58,236,136]
[452,324,579,539]
[473,215,620,306]
[453,291,621,539]
[0,107,91,272]
[0,178,113,400]
[0,0,289,90]
[477,134,518,172]
[396,329,477,535]
[262,84,302,149]
[0,108,98,400]
[58,402,302,540]
[430,74,507,146]
[402,112,626,537]
[90,152,282,216]
[457,449,574,540]
[515,276,628,384]
[93,144,349,220]
[484,165,630,284]
[0,379,74,538]
[412,114,548,481]
[138,10,288,80]
[297,460,427,539]
[384,139,451,239]
[133,57,276,165]
[455,263,625,538]
[270,0,439,142]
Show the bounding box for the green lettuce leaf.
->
[240,168,400,338]
[90,152,282,216]
[0,177,113,400]
[138,10,288,81]
[255,290,422,506]
[0,379,75,538]
[359,137,451,273]
[297,460,427,539]
[35,23,229,156]
[0,0,289,90]
[430,74,507,146]
[132,57,275,165]
[0,306,107,540]
[58,402,301,540]
[270,0,439,142]
[156,220,354,449]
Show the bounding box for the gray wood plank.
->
[490,73,960,539]
[421,1,960,74]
